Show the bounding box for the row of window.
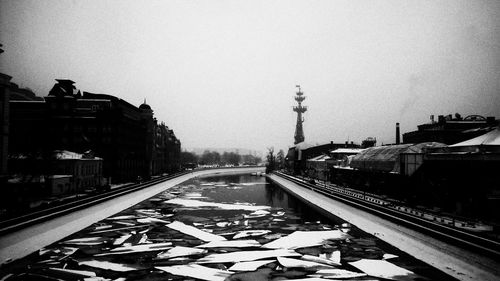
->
[79,163,101,176]
[78,178,99,189]
[62,125,112,133]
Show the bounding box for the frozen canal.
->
[0,173,455,280]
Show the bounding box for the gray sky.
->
[1,0,499,153]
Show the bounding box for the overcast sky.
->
[1,0,499,154]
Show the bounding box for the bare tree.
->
[265,147,276,173]
[180,151,198,165]
[276,149,285,170]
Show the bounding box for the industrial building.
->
[403,114,498,145]
[285,141,361,175]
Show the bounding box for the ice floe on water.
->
[349,259,422,280]
[183,192,205,198]
[196,249,301,263]
[309,268,368,279]
[196,239,261,248]
[239,182,269,186]
[48,267,97,277]
[112,234,132,246]
[300,252,341,266]
[233,229,271,239]
[156,264,232,281]
[167,221,227,242]
[1,174,452,281]
[165,198,271,211]
[262,230,350,249]
[39,246,78,258]
[96,242,173,256]
[79,260,142,272]
[277,256,334,269]
[106,215,138,220]
[228,259,274,271]
[136,216,171,224]
[383,253,399,260]
[60,237,108,246]
[156,246,208,260]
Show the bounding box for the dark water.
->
[0,173,457,280]
[194,174,340,224]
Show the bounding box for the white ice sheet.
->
[165,198,271,211]
[196,249,301,264]
[156,246,207,259]
[383,253,399,260]
[48,267,96,277]
[60,237,107,246]
[106,215,138,220]
[262,230,350,249]
[228,260,275,271]
[96,242,172,256]
[136,217,171,224]
[233,230,271,239]
[301,253,341,266]
[196,239,261,248]
[310,268,367,279]
[277,256,334,269]
[156,264,233,281]
[112,234,132,246]
[349,259,418,280]
[166,221,227,242]
[79,260,141,272]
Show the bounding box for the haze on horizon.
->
[1,0,499,155]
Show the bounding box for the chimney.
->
[396,123,401,144]
[430,115,434,123]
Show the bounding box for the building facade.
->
[50,150,104,192]
[286,141,360,175]
[403,113,498,145]
[0,73,11,183]
[9,79,181,183]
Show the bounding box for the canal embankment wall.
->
[267,173,500,281]
[0,167,264,265]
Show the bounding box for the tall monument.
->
[293,85,307,144]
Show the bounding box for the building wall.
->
[306,160,328,180]
[46,175,73,196]
[403,114,498,145]
[0,73,11,178]
[8,79,181,183]
[51,158,103,191]
[9,101,48,156]
[291,142,360,175]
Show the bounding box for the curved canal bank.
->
[1,168,457,281]
[0,167,264,264]
[267,173,500,281]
